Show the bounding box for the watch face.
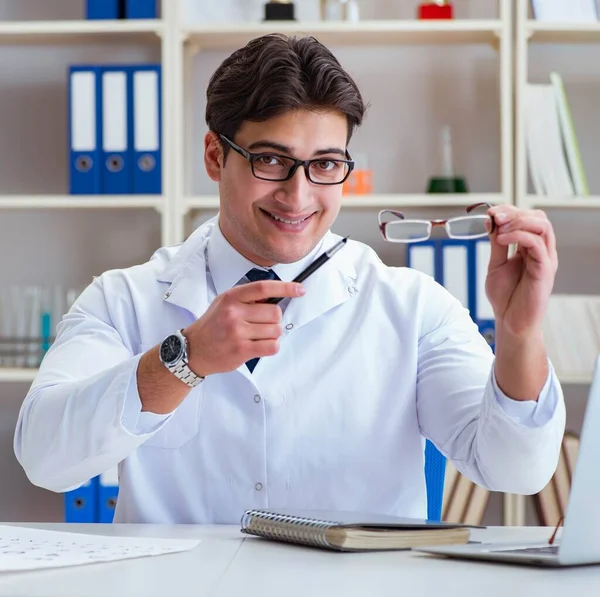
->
[160,334,183,365]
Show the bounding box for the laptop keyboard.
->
[491,545,559,556]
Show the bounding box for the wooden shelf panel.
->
[0,196,163,209]
[527,21,600,43]
[525,196,600,209]
[185,20,503,49]
[341,193,506,208]
[0,368,37,383]
[0,20,163,45]
[185,193,507,211]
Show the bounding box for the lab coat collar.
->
[156,220,214,320]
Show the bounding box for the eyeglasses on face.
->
[378,203,496,243]
[218,134,355,186]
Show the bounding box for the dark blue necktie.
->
[244,268,280,373]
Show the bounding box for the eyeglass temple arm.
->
[378,209,406,236]
[466,202,496,233]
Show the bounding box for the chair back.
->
[424,440,446,521]
[425,440,491,525]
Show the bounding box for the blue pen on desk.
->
[264,236,349,305]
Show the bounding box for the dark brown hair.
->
[205,33,367,148]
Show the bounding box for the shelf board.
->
[525,196,600,209]
[185,20,503,49]
[0,195,163,209]
[0,368,37,383]
[527,20,600,43]
[0,20,163,45]
[186,193,506,211]
[555,374,592,385]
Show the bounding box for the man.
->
[15,34,564,524]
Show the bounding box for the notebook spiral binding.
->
[241,510,333,548]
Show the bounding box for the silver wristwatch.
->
[158,329,204,387]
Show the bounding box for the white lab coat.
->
[14,217,565,524]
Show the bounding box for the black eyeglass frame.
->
[218,134,355,186]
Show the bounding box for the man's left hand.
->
[485,204,558,340]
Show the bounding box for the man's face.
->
[204,109,348,266]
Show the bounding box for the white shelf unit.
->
[0,16,175,393]
[511,0,600,526]
[175,0,514,243]
[515,0,599,210]
[0,1,517,527]
[0,16,174,245]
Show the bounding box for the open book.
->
[240,509,479,552]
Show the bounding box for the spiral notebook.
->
[240,509,478,552]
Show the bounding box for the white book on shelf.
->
[525,83,575,200]
[531,0,598,22]
[549,72,589,197]
[525,85,546,196]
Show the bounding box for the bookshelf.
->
[0,0,515,526]
[511,0,600,527]
[0,2,514,245]
[175,0,514,243]
[515,0,599,210]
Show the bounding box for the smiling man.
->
[15,34,565,524]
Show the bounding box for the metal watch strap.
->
[169,360,204,388]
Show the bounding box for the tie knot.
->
[245,268,280,283]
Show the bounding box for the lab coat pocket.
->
[139,346,202,450]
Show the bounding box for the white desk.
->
[0,524,599,597]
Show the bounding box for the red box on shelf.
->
[417,2,453,20]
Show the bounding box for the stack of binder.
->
[68,64,162,195]
[407,238,496,351]
[64,478,97,523]
[86,0,157,19]
[64,466,120,523]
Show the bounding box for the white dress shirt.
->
[14,217,566,524]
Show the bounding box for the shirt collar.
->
[207,218,325,296]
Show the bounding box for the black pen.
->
[264,236,349,304]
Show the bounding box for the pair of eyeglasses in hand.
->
[378,202,496,243]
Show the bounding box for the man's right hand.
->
[137,280,304,414]
[183,280,305,377]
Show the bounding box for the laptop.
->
[415,355,600,567]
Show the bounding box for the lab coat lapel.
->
[157,225,212,321]
[155,222,358,384]
[283,241,357,332]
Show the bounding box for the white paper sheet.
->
[0,525,201,572]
